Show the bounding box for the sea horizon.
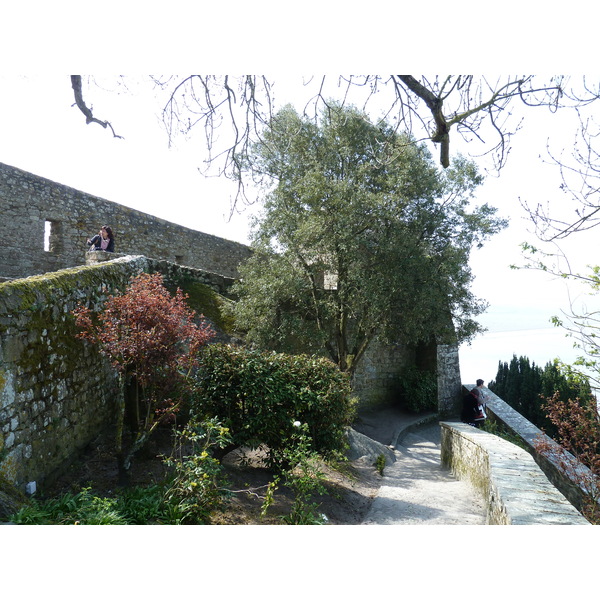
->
[459,326,586,387]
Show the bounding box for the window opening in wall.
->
[175,255,184,264]
[44,220,61,253]
[44,220,52,252]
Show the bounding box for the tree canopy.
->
[488,354,596,438]
[230,103,506,375]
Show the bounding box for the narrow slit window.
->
[44,219,61,253]
[44,220,52,252]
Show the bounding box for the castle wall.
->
[0,162,252,281]
[0,255,235,489]
[0,161,464,492]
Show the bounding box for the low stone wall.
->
[440,421,590,525]
[0,255,236,490]
[470,386,594,515]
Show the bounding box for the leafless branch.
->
[70,75,123,139]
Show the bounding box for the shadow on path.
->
[360,414,487,525]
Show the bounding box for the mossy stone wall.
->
[0,255,235,489]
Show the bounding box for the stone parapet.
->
[466,385,594,515]
[440,421,590,525]
[0,161,252,281]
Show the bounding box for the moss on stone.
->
[174,278,236,334]
[0,471,27,520]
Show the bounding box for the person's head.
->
[476,379,484,387]
[101,225,113,239]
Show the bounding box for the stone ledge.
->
[467,386,594,513]
[85,251,129,265]
[440,421,590,525]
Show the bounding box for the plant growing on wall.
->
[73,272,215,484]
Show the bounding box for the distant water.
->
[459,327,582,386]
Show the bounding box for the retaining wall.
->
[440,421,590,524]
[0,255,236,489]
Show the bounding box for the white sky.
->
[1,74,598,378]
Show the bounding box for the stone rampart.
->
[440,421,589,524]
[0,160,466,490]
[0,162,252,281]
[469,386,595,514]
[0,255,235,490]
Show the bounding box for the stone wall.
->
[0,162,252,281]
[0,255,236,489]
[440,421,589,524]
[472,385,596,515]
[437,344,462,418]
[1,160,467,415]
[351,340,414,407]
[351,338,462,414]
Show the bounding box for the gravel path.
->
[362,422,487,525]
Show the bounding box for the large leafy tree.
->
[231,104,506,376]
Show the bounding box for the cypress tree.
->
[489,355,597,439]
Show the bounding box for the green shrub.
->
[261,421,328,524]
[11,488,130,525]
[162,418,232,524]
[191,344,356,461]
[396,366,438,413]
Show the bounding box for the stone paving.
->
[362,422,487,525]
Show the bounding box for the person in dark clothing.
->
[87,225,115,252]
[461,387,486,428]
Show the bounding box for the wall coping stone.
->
[440,421,590,524]
[465,385,595,514]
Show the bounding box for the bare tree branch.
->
[67,75,600,220]
[70,75,123,139]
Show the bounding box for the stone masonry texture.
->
[0,161,252,281]
[0,255,238,488]
[0,161,463,490]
